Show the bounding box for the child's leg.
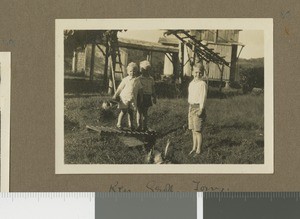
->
[117,109,126,128]
[189,130,197,154]
[195,131,202,154]
[143,107,149,130]
[136,107,143,130]
[127,108,134,128]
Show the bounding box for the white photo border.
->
[0,52,11,191]
[55,18,273,174]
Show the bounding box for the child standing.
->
[188,66,208,156]
[136,60,157,131]
[112,62,142,130]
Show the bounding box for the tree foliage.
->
[64,30,124,55]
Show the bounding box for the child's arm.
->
[197,82,208,116]
[113,79,125,99]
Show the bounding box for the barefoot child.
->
[188,66,208,156]
[136,60,157,131]
[112,62,142,130]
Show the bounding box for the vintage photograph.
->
[0,52,11,191]
[56,19,273,174]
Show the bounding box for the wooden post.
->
[108,49,117,95]
[108,56,114,95]
[111,54,117,93]
[214,30,218,43]
[103,41,109,91]
[191,44,196,66]
[83,46,87,74]
[72,51,76,73]
[225,81,230,89]
[89,42,96,81]
[172,52,179,82]
[218,64,225,92]
[147,51,152,64]
[206,61,210,87]
[179,42,184,81]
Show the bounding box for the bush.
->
[240,67,264,93]
[229,81,242,89]
[64,78,104,94]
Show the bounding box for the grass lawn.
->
[64,92,264,164]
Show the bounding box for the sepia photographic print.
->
[0,52,11,191]
[56,19,273,174]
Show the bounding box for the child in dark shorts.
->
[136,60,157,131]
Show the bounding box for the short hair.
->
[193,65,205,74]
[140,60,151,70]
[127,62,138,71]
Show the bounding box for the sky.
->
[118,30,264,59]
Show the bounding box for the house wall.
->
[72,48,86,73]
[71,44,128,80]
[200,30,239,44]
[163,55,173,76]
[70,31,240,83]
[206,44,232,81]
[185,30,240,82]
[85,44,106,77]
[217,30,239,43]
[180,43,232,81]
[183,44,193,77]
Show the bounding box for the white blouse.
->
[188,79,208,111]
